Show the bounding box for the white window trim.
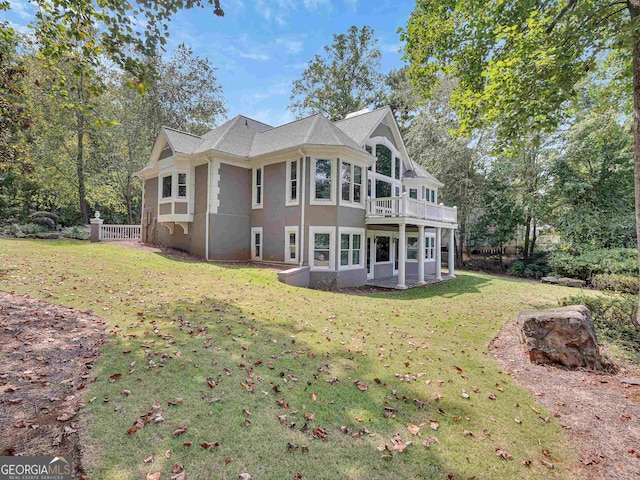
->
[339,160,365,209]
[364,136,404,200]
[251,227,263,261]
[284,226,299,264]
[252,167,263,209]
[406,235,420,263]
[338,227,365,270]
[309,226,336,271]
[310,158,337,206]
[286,159,300,207]
[176,170,189,199]
[160,173,173,200]
[425,233,436,262]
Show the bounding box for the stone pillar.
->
[418,225,425,284]
[448,228,456,278]
[90,211,103,243]
[397,223,407,289]
[435,226,442,281]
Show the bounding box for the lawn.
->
[0,239,585,480]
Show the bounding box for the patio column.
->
[448,228,456,278]
[418,225,425,284]
[397,223,407,289]
[435,227,442,281]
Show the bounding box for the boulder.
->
[557,277,587,288]
[541,276,558,284]
[516,305,602,369]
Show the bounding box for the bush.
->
[61,226,90,240]
[30,211,59,224]
[507,255,551,279]
[559,293,640,361]
[549,248,638,280]
[591,274,639,294]
[31,216,56,230]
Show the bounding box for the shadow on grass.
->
[83,295,471,480]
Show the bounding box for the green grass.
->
[0,239,586,480]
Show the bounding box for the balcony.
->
[365,195,457,225]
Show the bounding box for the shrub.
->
[549,248,638,280]
[590,274,639,294]
[508,255,551,279]
[61,226,90,240]
[32,216,56,230]
[559,293,640,361]
[30,211,59,224]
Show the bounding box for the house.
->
[135,106,458,289]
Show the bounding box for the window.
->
[309,227,335,270]
[354,166,362,203]
[286,160,299,206]
[252,167,263,209]
[365,145,373,171]
[431,189,436,203]
[376,145,392,177]
[425,235,436,261]
[339,228,364,269]
[407,237,419,260]
[375,235,390,262]
[162,175,172,198]
[341,161,351,202]
[409,188,418,199]
[395,157,401,179]
[285,226,298,263]
[251,227,263,261]
[376,179,392,198]
[314,159,333,201]
[177,173,187,198]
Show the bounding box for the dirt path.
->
[0,291,106,477]
[490,321,640,480]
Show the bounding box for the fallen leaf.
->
[109,373,122,383]
[487,392,496,400]
[407,423,420,435]
[172,426,187,436]
[143,455,153,464]
[164,449,172,458]
[496,449,512,460]
[522,459,532,466]
[238,474,252,480]
[541,459,554,469]
[429,420,439,431]
[200,442,220,450]
[423,436,439,448]
[354,380,368,391]
[463,430,474,436]
[56,413,75,422]
[146,473,160,480]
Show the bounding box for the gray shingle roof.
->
[404,163,444,186]
[162,127,202,154]
[334,106,390,145]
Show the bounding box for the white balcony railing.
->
[366,195,457,224]
[100,224,141,241]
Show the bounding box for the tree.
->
[378,67,419,134]
[404,77,486,265]
[289,25,383,121]
[401,0,640,321]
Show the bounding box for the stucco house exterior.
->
[135,106,458,289]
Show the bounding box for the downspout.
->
[205,158,211,260]
[298,148,306,266]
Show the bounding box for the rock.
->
[541,276,558,284]
[517,305,602,370]
[620,378,640,386]
[34,232,62,240]
[557,277,586,288]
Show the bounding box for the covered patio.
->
[365,272,455,289]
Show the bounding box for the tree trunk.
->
[458,221,466,267]
[76,110,88,224]
[125,173,133,224]
[523,213,532,259]
[530,219,537,257]
[630,1,640,324]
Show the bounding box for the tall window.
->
[341,161,351,202]
[286,159,299,205]
[407,237,418,260]
[376,145,392,177]
[251,227,263,260]
[314,159,332,201]
[354,166,362,203]
[285,226,298,263]
[376,180,391,198]
[431,189,436,203]
[253,167,263,209]
[162,175,172,198]
[339,229,363,268]
[177,173,187,198]
[395,157,401,179]
[425,236,436,260]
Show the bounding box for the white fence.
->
[99,224,141,241]
[366,196,457,224]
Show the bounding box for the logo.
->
[0,457,72,480]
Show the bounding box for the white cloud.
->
[237,51,271,61]
[275,37,304,54]
[303,0,331,10]
[7,0,34,21]
[255,0,335,26]
[247,108,295,127]
[5,19,31,35]
[242,81,290,102]
[344,0,356,12]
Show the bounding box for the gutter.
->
[205,158,211,260]
[298,148,306,267]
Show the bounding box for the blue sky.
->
[2,0,415,128]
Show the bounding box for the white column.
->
[435,227,442,280]
[397,223,407,289]
[448,228,456,278]
[418,225,425,284]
